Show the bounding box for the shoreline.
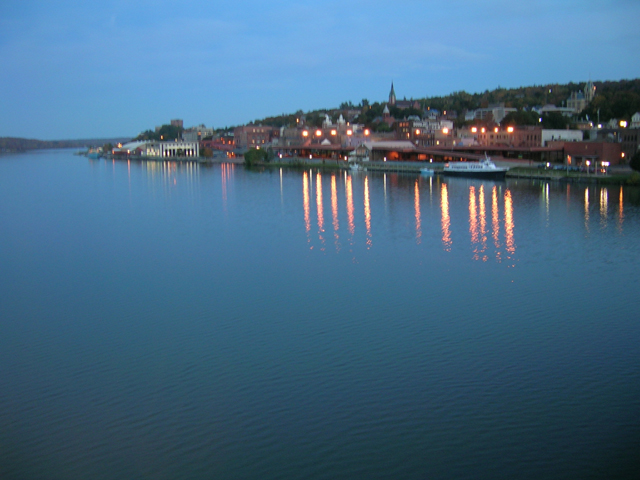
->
[97,154,639,185]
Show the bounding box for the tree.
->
[375,122,391,133]
[630,149,640,172]
[541,112,570,129]
[501,110,538,126]
[243,148,268,166]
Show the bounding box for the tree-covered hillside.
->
[249,79,640,130]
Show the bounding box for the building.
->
[542,129,583,146]
[113,140,199,158]
[533,105,575,117]
[475,126,542,148]
[630,112,640,129]
[396,119,453,147]
[170,119,184,129]
[182,125,215,143]
[566,91,587,113]
[620,128,640,163]
[564,141,622,166]
[389,82,396,106]
[465,104,517,124]
[159,140,198,158]
[234,125,276,149]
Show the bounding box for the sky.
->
[1,0,640,140]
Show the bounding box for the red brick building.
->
[476,126,542,148]
[234,125,275,149]
[564,141,623,166]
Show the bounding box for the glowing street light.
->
[315,129,322,137]
[415,129,421,135]
[346,129,353,136]
[471,127,477,133]
[302,130,309,137]
[507,126,514,133]
[364,129,370,136]
[494,127,499,133]
[620,120,628,128]
[330,129,337,136]
[481,127,486,133]
[442,127,449,134]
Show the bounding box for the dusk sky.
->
[2,0,640,140]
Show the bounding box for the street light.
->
[507,126,514,133]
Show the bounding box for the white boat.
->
[443,155,507,179]
[420,168,435,176]
[349,162,362,171]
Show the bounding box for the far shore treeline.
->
[0,137,130,154]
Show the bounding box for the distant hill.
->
[0,137,131,153]
[251,78,640,129]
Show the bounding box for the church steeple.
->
[584,78,596,102]
[389,82,396,106]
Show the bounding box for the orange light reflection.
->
[414,180,421,244]
[331,175,340,251]
[303,171,311,236]
[316,172,325,248]
[346,175,355,237]
[504,190,515,255]
[364,176,372,248]
[492,187,501,260]
[441,183,452,251]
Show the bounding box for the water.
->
[1,150,639,479]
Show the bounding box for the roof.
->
[363,141,417,151]
[115,140,150,152]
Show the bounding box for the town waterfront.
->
[1,150,639,479]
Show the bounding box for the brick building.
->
[234,125,275,149]
[476,126,542,148]
[564,141,623,166]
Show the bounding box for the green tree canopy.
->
[135,124,183,141]
[541,112,570,129]
[501,110,539,126]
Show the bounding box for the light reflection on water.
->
[2,153,640,480]
[300,173,521,264]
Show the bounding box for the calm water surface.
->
[1,150,639,479]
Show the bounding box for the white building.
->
[542,129,583,146]
[159,140,199,158]
[115,140,199,158]
[182,125,215,143]
[465,104,517,124]
[533,105,575,117]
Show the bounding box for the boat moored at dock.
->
[443,155,508,179]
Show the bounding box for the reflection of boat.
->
[443,155,507,179]
[420,168,435,176]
